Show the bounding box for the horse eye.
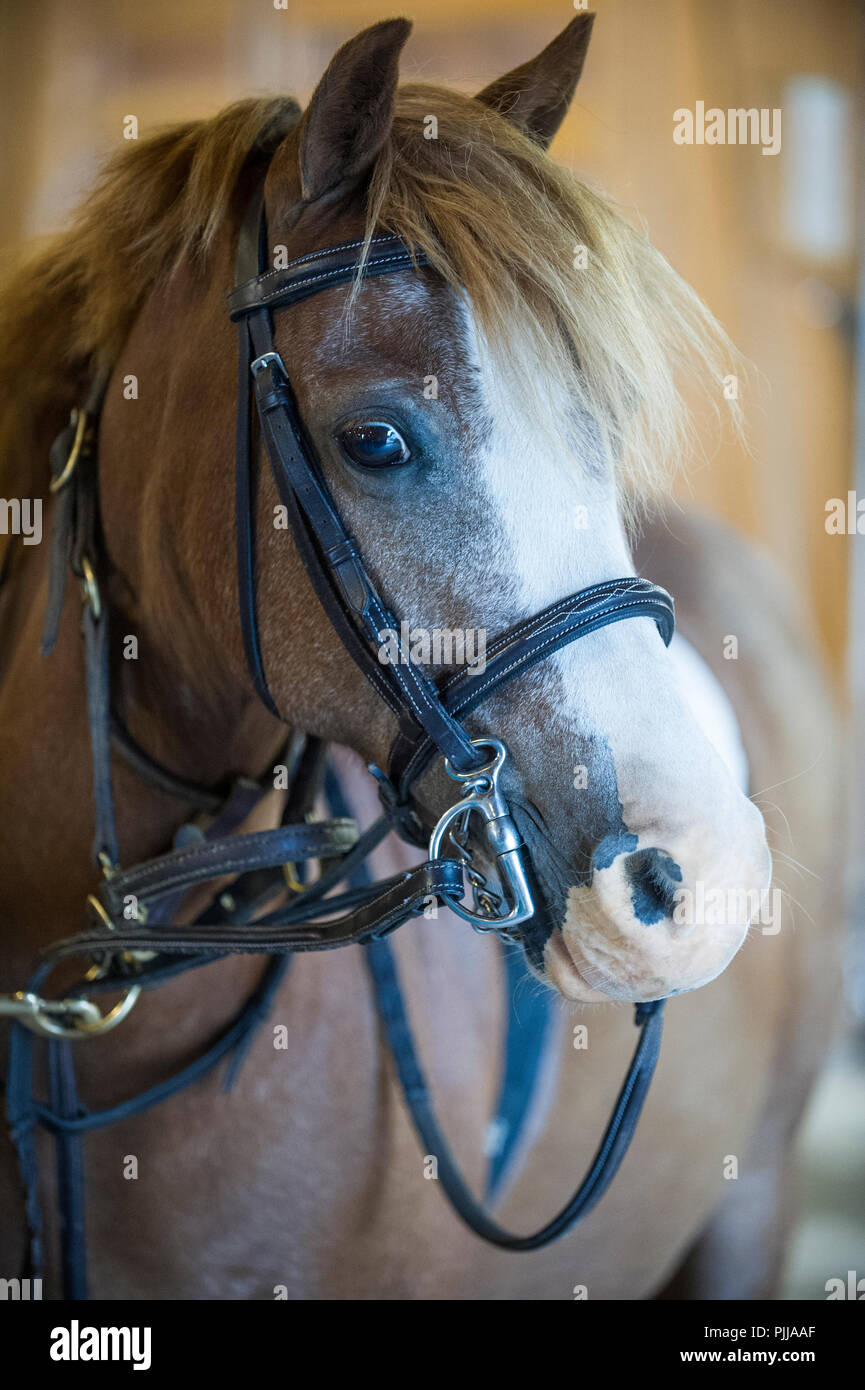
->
[337,421,411,470]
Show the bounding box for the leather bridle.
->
[2,153,675,1294]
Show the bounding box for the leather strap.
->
[388,577,676,798]
[235,313,279,717]
[95,820,357,923]
[50,858,463,961]
[228,234,430,319]
[250,348,488,769]
[108,712,230,814]
[41,369,110,658]
[368,936,665,1250]
[83,602,119,869]
[48,1041,88,1299]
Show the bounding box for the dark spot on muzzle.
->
[625,848,682,924]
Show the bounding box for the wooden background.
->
[0,0,861,677]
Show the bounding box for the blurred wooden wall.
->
[0,0,861,676]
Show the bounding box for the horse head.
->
[96,16,770,1003]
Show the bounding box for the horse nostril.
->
[624,848,683,925]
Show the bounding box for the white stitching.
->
[251,234,394,285]
[231,249,422,314]
[114,824,355,897]
[365,593,476,762]
[399,596,668,787]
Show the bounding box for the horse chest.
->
[40,929,500,1299]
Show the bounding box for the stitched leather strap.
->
[388,578,676,798]
[228,234,430,319]
[251,350,488,769]
[83,603,119,869]
[48,857,463,961]
[95,820,357,923]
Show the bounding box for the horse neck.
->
[0,235,297,1048]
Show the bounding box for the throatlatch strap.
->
[83,603,119,870]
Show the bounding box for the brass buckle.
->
[50,408,91,493]
[80,555,102,620]
[74,961,141,1036]
[282,861,307,893]
[0,894,144,1038]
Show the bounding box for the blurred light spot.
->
[783,76,853,260]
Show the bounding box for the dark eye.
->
[336,421,411,470]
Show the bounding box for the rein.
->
[2,156,675,1296]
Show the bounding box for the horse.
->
[0,14,843,1300]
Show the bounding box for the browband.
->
[228,233,431,320]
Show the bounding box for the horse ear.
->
[298,18,411,205]
[475,14,595,149]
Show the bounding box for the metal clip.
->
[0,982,139,1039]
[429,737,534,932]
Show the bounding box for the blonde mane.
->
[367,84,744,507]
[0,84,742,507]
